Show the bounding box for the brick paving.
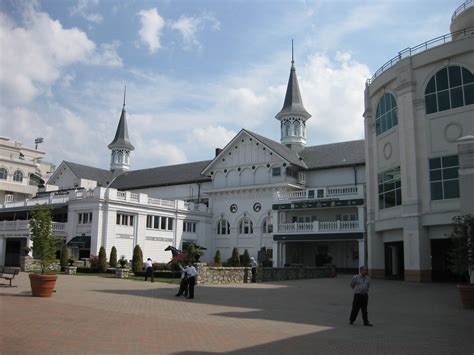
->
[0,273,472,355]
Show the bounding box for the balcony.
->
[275,184,364,202]
[276,220,363,234]
[0,220,67,236]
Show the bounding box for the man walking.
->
[186,262,197,299]
[175,264,188,297]
[349,266,373,326]
[250,257,258,283]
[144,258,154,282]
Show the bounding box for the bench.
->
[0,267,20,287]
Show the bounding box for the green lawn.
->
[73,272,181,284]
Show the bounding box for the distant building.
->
[364,2,474,281]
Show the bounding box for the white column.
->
[272,241,279,267]
[0,237,5,266]
[358,239,365,268]
[357,206,365,232]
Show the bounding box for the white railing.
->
[0,220,67,234]
[148,197,175,208]
[277,220,362,234]
[117,191,126,200]
[326,186,358,197]
[276,184,362,201]
[130,193,139,202]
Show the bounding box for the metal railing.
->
[452,0,473,21]
[366,26,474,87]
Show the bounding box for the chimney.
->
[215,148,223,157]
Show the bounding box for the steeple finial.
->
[123,85,127,109]
[291,39,294,67]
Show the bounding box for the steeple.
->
[275,40,311,152]
[108,86,134,173]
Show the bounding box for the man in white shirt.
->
[144,258,154,282]
[175,264,189,297]
[250,257,258,283]
[185,262,198,299]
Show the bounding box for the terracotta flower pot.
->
[457,284,474,309]
[29,274,58,297]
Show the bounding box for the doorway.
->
[5,239,22,266]
[384,241,404,280]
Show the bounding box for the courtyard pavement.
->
[0,272,472,355]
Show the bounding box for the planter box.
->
[115,268,129,279]
[64,266,77,275]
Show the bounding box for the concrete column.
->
[0,237,5,266]
[457,136,474,214]
[281,242,286,266]
[367,227,384,278]
[272,241,279,267]
[403,217,431,282]
[357,206,365,231]
[358,239,366,268]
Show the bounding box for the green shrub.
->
[132,245,144,273]
[242,249,251,267]
[448,214,474,283]
[152,262,170,271]
[98,246,107,273]
[109,246,117,268]
[60,244,69,269]
[30,205,57,274]
[214,249,222,266]
[229,247,240,267]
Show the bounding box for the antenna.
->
[291,39,294,67]
[123,85,127,108]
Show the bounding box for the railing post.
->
[337,220,341,231]
[314,221,319,232]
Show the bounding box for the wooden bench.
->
[0,267,20,287]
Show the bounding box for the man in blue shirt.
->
[349,266,373,326]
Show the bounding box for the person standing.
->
[144,258,154,282]
[250,257,258,283]
[175,264,188,297]
[349,266,373,326]
[186,262,198,299]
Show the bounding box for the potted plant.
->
[29,205,58,297]
[448,214,474,309]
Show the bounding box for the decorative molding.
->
[383,142,393,160]
[444,122,463,142]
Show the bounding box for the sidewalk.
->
[0,272,472,354]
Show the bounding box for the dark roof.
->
[299,140,365,170]
[275,64,311,120]
[64,161,113,186]
[245,130,307,169]
[111,160,212,190]
[108,107,135,150]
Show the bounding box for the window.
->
[425,66,474,114]
[286,167,298,179]
[272,167,281,177]
[146,215,173,230]
[429,155,460,200]
[0,168,6,180]
[13,170,23,182]
[262,216,273,234]
[217,219,230,235]
[78,212,92,224]
[317,189,324,198]
[378,167,402,209]
[375,93,398,135]
[146,215,153,228]
[239,218,253,234]
[116,213,134,226]
[183,221,197,233]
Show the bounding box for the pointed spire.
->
[108,86,134,151]
[275,41,311,120]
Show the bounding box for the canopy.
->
[67,236,91,248]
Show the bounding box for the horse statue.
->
[164,245,182,258]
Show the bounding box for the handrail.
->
[366,26,474,87]
[452,0,473,22]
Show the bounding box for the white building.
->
[364,2,474,281]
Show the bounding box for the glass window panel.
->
[436,68,448,90]
[376,104,381,117]
[462,67,474,84]
[375,119,381,135]
[161,217,167,229]
[378,174,384,183]
[429,170,442,181]
[429,157,441,170]
[384,181,395,191]
[381,115,387,132]
[425,93,437,114]
[168,218,173,230]
[378,194,384,209]
[154,216,160,229]
[442,167,458,180]
[390,94,396,108]
[449,66,462,87]
[444,180,460,199]
[426,77,436,94]
[378,184,384,193]
[395,188,402,206]
[430,182,443,200]
[464,84,474,105]
[450,87,464,108]
[380,95,386,114]
[395,180,401,188]
[442,155,458,167]
[384,190,395,208]
[392,110,398,126]
[437,90,450,111]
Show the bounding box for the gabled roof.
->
[108,107,134,150]
[111,160,212,190]
[63,161,114,186]
[299,140,365,170]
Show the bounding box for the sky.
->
[0,0,463,171]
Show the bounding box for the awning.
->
[67,236,91,248]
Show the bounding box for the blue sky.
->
[0,0,462,170]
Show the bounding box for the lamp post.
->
[35,137,44,150]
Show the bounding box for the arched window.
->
[294,121,300,136]
[285,122,291,136]
[217,219,230,235]
[262,216,273,234]
[375,93,398,135]
[0,168,7,180]
[239,217,253,234]
[13,170,23,182]
[425,66,474,114]
[117,151,123,164]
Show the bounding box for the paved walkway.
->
[0,272,472,354]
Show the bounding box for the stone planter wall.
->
[197,265,252,285]
[64,266,77,275]
[21,256,60,272]
[115,268,130,278]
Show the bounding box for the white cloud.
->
[190,126,237,150]
[0,6,122,105]
[70,0,103,24]
[169,12,220,49]
[137,8,165,53]
[146,139,188,165]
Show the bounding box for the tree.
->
[214,249,222,266]
[60,244,69,270]
[448,215,474,283]
[132,245,144,273]
[242,249,251,267]
[30,205,57,274]
[186,243,197,264]
[109,246,117,268]
[229,247,240,267]
[98,246,107,273]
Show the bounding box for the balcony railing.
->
[277,220,363,234]
[452,0,473,21]
[0,220,67,234]
[276,184,363,201]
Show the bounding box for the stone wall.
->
[21,256,61,272]
[197,264,252,285]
